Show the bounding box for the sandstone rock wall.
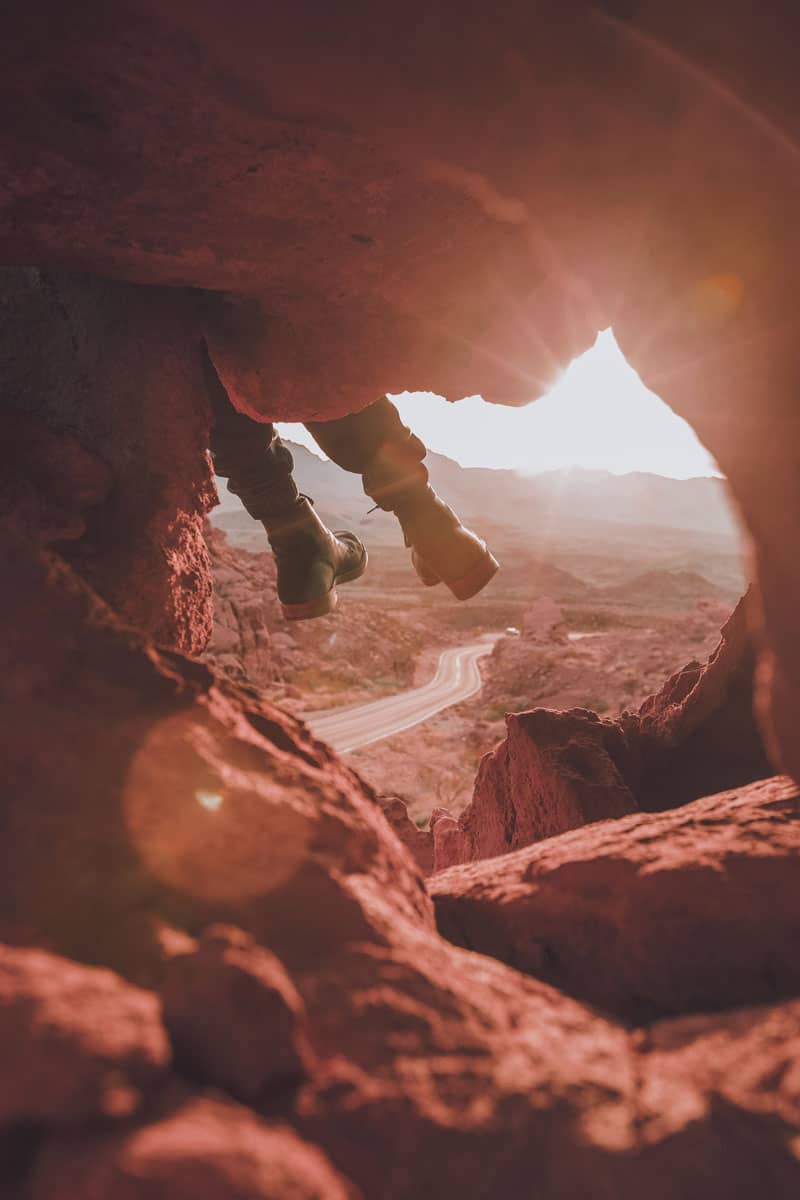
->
[204,525,277,689]
[439,595,772,867]
[0,269,216,654]
[432,776,800,1023]
[3,4,800,1193]
[1,519,800,1196]
[3,3,800,779]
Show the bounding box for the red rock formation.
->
[0,946,169,1126]
[636,594,770,809]
[3,3,800,780]
[161,925,316,1104]
[376,796,435,876]
[204,525,277,689]
[0,521,427,977]
[635,998,800,1188]
[0,270,216,654]
[31,1096,357,1200]
[442,707,640,867]
[432,776,800,1024]
[3,4,800,1194]
[4,518,800,1196]
[439,594,771,867]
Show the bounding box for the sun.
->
[278,330,720,479]
[523,330,720,478]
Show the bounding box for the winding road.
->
[305,636,500,753]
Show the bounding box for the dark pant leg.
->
[204,346,298,519]
[305,395,428,509]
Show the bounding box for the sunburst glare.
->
[279,330,719,479]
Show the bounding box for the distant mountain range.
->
[212,442,742,545]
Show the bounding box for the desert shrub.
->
[373,675,403,690]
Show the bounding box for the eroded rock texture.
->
[439,595,771,866]
[375,796,435,876]
[2,518,799,1196]
[0,269,216,653]
[432,776,800,1023]
[0,522,425,978]
[0,946,169,1127]
[3,1,800,1195]
[204,525,277,689]
[3,419,791,1194]
[161,924,316,1104]
[30,1096,357,1200]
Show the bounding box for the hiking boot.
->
[303,395,498,599]
[262,496,367,620]
[391,484,499,600]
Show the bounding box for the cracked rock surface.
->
[1,516,799,1196]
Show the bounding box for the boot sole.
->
[280,546,368,621]
[443,551,500,601]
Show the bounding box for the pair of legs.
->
[205,350,498,619]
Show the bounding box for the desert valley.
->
[207,441,746,820]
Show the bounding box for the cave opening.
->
[205,330,759,836]
[4,3,800,1191]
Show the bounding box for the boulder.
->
[161,925,316,1103]
[376,797,435,876]
[638,998,800,1182]
[441,595,771,866]
[297,915,640,1199]
[30,1096,358,1200]
[431,776,800,1024]
[0,945,169,1127]
[0,522,429,982]
[437,706,639,868]
[0,269,216,654]
[3,6,800,1196]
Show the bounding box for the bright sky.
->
[278,329,720,479]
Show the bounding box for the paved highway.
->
[305,636,499,752]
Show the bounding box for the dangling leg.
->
[205,348,367,620]
[305,396,498,600]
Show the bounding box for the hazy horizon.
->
[279,438,723,483]
[278,330,722,481]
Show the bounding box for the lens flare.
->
[196,789,224,812]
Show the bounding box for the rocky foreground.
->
[2,515,799,1199]
[5,5,800,1192]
